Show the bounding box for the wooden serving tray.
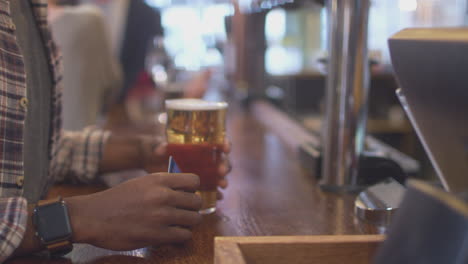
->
[215,235,385,264]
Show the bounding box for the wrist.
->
[64,196,95,244]
[12,204,44,256]
[99,135,142,173]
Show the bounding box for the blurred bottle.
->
[125,71,162,125]
[145,36,183,99]
[145,37,174,89]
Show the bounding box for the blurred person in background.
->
[82,0,212,105]
[0,1,231,261]
[81,0,164,101]
[48,0,122,130]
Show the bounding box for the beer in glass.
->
[165,99,227,214]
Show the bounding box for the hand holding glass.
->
[165,99,227,214]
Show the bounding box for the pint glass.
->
[165,99,227,214]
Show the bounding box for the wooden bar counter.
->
[8,102,377,264]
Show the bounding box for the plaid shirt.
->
[0,0,110,261]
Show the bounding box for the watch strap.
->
[46,240,73,257]
[37,196,61,206]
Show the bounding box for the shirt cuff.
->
[53,127,111,183]
[71,127,111,182]
[0,197,28,262]
[78,128,111,180]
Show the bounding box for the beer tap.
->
[320,0,371,192]
[320,0,406,228]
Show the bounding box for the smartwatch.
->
[32,197,73,257]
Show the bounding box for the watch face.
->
[35,202,72,243]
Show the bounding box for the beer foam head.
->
[165,99,228,111]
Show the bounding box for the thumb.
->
[154,142,168,157]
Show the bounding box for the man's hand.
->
[99,134,232,199]
[65,173,202,251]
[216,140,231,200]
[143,139,232,200]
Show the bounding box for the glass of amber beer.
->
[165,99,227,214]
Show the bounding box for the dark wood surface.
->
[8,104,374,264]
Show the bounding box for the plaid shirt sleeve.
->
[0,197,28,263]
[49,127,111,183]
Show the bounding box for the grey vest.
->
[10,0,52,203]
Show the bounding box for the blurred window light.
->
[203,48,223,67]
[261,1,273,9]
[265,8,286,44]
[145,0,172,8]
[398,0,417,12]
[238,0,252,11]
[369,0,466,64]
[161,4,232,70]
[266,46,302,75]
[201,4,233,38]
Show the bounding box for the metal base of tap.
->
[355,177,406,227]
[318,152,407,193]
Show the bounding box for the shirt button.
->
[20,97,28,110]
[16,176,24,188]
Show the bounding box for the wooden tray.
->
[215,235,385,264]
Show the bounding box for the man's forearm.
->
[98,135,143,173]
[98,134,166,174]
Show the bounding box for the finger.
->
[218,152,232,176]
[154,142,168,157]
[166,208,202,227]
[170,190,202,211]
[156,173,200,192]
[217,190,224,200]
[218,162,232,177]
[158,226,193,244]
[223,139,231,154]
[218,179,228,189]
